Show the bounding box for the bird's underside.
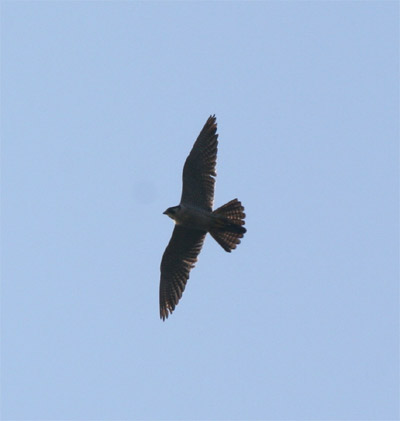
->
[159,115,246,320]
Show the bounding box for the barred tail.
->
[210,199,246,252]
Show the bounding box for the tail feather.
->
[210,199,246,252]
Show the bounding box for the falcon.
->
[160,115,246,320]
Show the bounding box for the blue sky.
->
[1,2,398,420]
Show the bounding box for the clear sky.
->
[1,2,398,420]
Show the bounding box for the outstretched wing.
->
[180,115,218,211]
[160,225,206,320]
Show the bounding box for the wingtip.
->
[160,305,173,321]
[205,115,217,134]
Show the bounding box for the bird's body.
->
[160,115,246,320]
[164,204,215,231]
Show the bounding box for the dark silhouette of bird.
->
[160,115,246,320]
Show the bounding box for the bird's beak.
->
[163,210,167,215]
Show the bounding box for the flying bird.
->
[160,115,246,320]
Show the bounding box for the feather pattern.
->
[210,199,246,252]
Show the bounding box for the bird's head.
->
[163,205,181,220]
